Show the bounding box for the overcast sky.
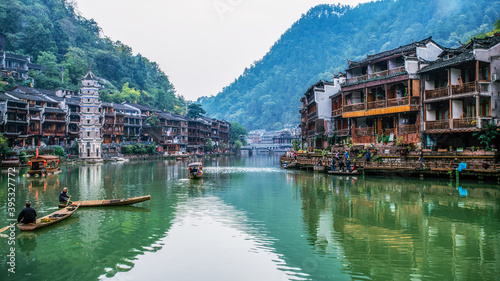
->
[74,0,372,101]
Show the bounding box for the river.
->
[1,156,499,280]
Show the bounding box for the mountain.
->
[199,0,500,130]
[0,0,181,112]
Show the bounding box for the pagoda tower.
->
[77,69,102,159]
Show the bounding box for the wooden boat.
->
[328,170,360,175]
[17,205,79,231]
[188,162,203,179]
[58,195,151,208]
[1,152,21,167]
[27,155,60,177]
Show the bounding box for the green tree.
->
[206,138,214,151]
[186,103,206,119]
[230,122,248,144]
[0,132,10,159]
[234,140,242,151]
[473,123,499,151]
[53,145,65,157]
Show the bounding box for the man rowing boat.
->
[59,187,72,205]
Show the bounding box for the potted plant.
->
[449,145,453,152]
[456,147,464,152]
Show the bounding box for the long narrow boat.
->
[17,205,79,231]
[58,195,151,208]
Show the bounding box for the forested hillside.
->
[0,0,182,113]
[199,0,500,130]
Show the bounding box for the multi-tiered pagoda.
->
[77,69,102,159]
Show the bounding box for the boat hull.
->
[58,195,151,208]
[17,205,79,231]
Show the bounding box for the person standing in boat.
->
[17,201,37,224]
[59,187,72,205]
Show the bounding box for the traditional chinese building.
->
[341,37,443,146]
[419,35,500,149]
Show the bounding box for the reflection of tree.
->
[293,173,500,280]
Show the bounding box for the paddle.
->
[0,222,17,234]
[66,195,72,206]
[0,222,18,237]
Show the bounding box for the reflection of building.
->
[293,172,500,280]
[77,70,102,159]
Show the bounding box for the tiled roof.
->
[0,52,28,61]
[82,69,97,80]
[65,98,81,105]
[6,91,54,102]
[347,37,435,69]
[157,112,186,121]
[123,102,155,111]
[418,35,500,74]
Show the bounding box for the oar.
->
[0,222,18,237]
[66,195,72,206]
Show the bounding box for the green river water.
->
[0,155,499,281]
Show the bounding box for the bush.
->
[54,145,66,157]
[121,145,134,155]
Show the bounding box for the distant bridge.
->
[240,144,292,155]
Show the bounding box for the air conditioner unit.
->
[492,73,499,82]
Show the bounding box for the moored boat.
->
[1,152,21,167]
[58,195,151,208]
[328,170,360,175]
[17,205,79,231]
[188,162,203,179]
[27,155,61,177]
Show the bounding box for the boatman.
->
[17,201,37,224]
[59,187,72,205]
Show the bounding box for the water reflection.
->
[1,157,499,281]
[108,196,298,281]
[291,172,500,280]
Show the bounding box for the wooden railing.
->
[452,117,478,129]
[353,127,374,136]
[346,67,406,84]
[367,100,386,110]
[451,81,477,96]
[332,108,342,116]
[425,120,449,130]
[388,66,406,75]
[398,124,418,134]
[367,70,388,79]
[425,87,448,100]
[343,103,366,112]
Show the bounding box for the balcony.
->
[332,108,342,117]
[343,96,419,117]
[343,103,366,113]
[334,129,349,137]
[346,67,406,84]
[425,120,450,131]
[452,117,478,129]
[43,129,66,136]
[44,116,66,123]
[397,124,418,134]
[425,86,448,100]
[451,81,477,96]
